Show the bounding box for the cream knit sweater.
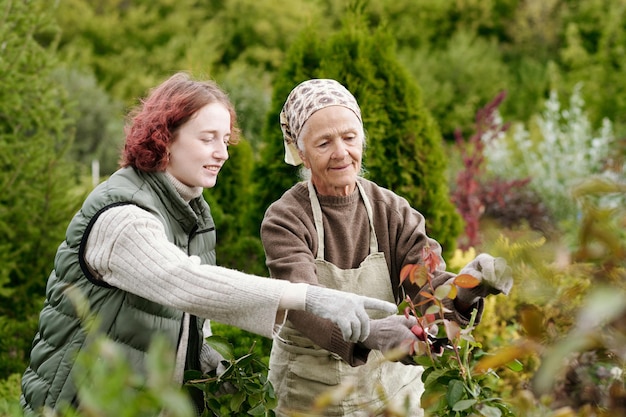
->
[84,173,307,382]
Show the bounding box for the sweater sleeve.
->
[85,204,295,338]
[377,186,483,326]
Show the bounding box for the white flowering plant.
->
[484,83,616,226]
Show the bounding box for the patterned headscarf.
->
[279,79,362,166]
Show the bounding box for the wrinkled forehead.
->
[299,105,363,139]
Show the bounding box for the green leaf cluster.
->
[186,336,276,417]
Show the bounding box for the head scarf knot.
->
[279,79,362,166]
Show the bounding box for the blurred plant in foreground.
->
[473,176,626,417]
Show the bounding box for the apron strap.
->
[307,181,326,260]
[356,181,379,254]
[307,180,379,260]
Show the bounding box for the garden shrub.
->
[0,373,22,416]
[471,175,626,416]
[484,84,616,227]
[451,91,552,249]
[480,179,555,237]
[0,0,83,380]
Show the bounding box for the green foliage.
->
[65,335,195,417]
[504,0,564,62]
[365,0,518,51]
[0,0,85,378]
[51,0,328,105]
[0,315,40,378]
[558,0,626,136]
[210,323,272,362]
[217,63,273,152]
[468,175,626,416]
[0,373,22,416]
[3,1,626,414]
[399,30,511,141]
[52,66,125,176]
[185,336,276,417]
[200,0,325,75]
[253,12,462,257]
[52,0,213,104]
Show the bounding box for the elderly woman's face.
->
[166,103,230,189]
[298,106,363,196]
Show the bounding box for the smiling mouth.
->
[204,165,221,173]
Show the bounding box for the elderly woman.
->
[261,79,513,416]
[20,73,398,415]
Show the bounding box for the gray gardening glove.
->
[305,286,398,343]
[199,342,224,375]
[199,343,236,395]
[453,253,513,306]
[361,315,419,359]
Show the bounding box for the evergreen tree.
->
[252,11,462,258]
[0,0,82,377]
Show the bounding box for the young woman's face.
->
[166,103,230,189]
[298,106,364,196]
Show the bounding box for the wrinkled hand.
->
[455,253,513,306]
[362,315,420,362]
[305,286,398,343]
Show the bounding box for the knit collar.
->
[165,171,203,202]
[296,179,360,207]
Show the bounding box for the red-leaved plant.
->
[398,245,516,417]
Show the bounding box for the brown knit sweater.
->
[261,177,482,365]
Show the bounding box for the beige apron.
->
[269,181,424,417]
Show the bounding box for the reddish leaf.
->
[415,299,431,308]
[454,274,481,288]
[410,264,429,287]
[399,264,415,284]
[419,290,434,300]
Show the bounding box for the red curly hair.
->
[121,72,240,172]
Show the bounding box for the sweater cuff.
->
[329,327,369,366]
[279,282,308,311]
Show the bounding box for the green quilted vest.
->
[21,167,216,413]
